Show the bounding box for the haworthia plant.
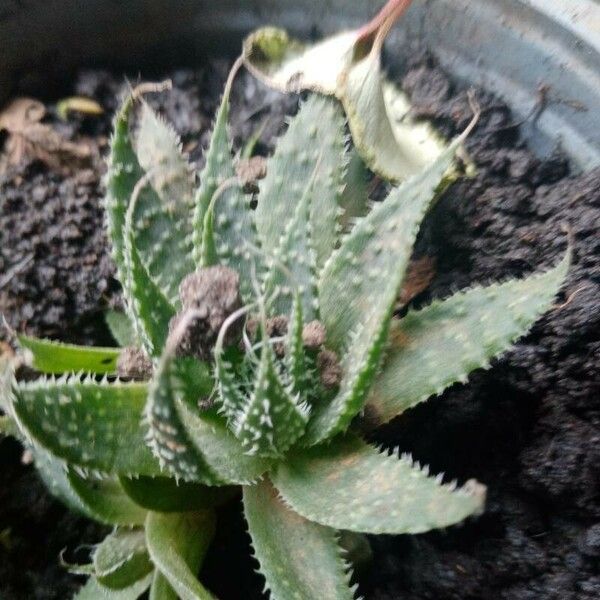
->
[0,2,570,597]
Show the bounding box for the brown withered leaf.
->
[396,256,436,309]
[0,97,93,174]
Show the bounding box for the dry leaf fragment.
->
[0,97,93,173]
[396,256,437,309]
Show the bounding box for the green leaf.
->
[242,2,446,183]
[93,529,153,590]
[262,162,318,320]
[146,353,270,484]
[105,95,139,294]
[12,377,161,476]
[234,341,309,458]
[132,102,195,303]
[286,294,308,394]
[105,310,137,348]
[32,446,100,518]
[67,472,148,526]
[366,253,570,426]
[243,478,356,600]
[193,62,236,260]
[200,178,258,302]
[306,136,466,444]
[273,434,486,534]
[0,415,18,437]
[18,335,120,375]
[338,148,370,231]
[193,59,259,301]
[255,95,346,272]
[119,475,237,512]
[73,573,153,600]
[149,572,178,600]
[123,178,176,356]
[145,511,216,600]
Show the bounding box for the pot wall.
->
[1,0,599,170]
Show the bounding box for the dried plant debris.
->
[0,97,94,174]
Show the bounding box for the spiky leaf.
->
[367,253,570,425]
[255,95,346,271]
[67,472,147,526]
[243,478,356,600]
[12,378,161,476]
[146,354,270,484]
[306,136,465,444]
[263,168,318,319]
[145,511,216,600]
[93,529,153,590]
[119,475,237,513]
[32,446,101,519]
[123,184,176,355]
[105,95,138,291]
[74,573,153,600]
[18,335,120,375]
[273,434,486,534]
[234,342,309,458]
[132,102,195,303]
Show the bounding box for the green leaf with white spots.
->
[338,148,370,231]
[74,573,153,600]
[123,180,176,356]
[145,511,216,600]
[263,165,318,320]
[67,472,147,526]
[132,102,195,304]
[105,95,139,292]
[93,528,153,590]
[200,178,259,302]
[243,478,357,600]
[193,61,255,290]
[234,341,309,458]
[255,95,346,271]
[146,354,224,484]
[366,252,570,426]
[305,135,466,445]
[273,434,486,534]
[119,475,237,513]
[105,310,137,348]
[286,295,308,394]
[146,353,270,484]
[18,335,120,375]
[32,446,100,519]
[11,378,161,476]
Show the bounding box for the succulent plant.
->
[0,8,569,598]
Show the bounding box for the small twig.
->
[553,284,589,311]
[0,253,33,290]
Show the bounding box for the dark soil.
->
[1,49,599,600]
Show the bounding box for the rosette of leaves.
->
[0,53,568,600]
